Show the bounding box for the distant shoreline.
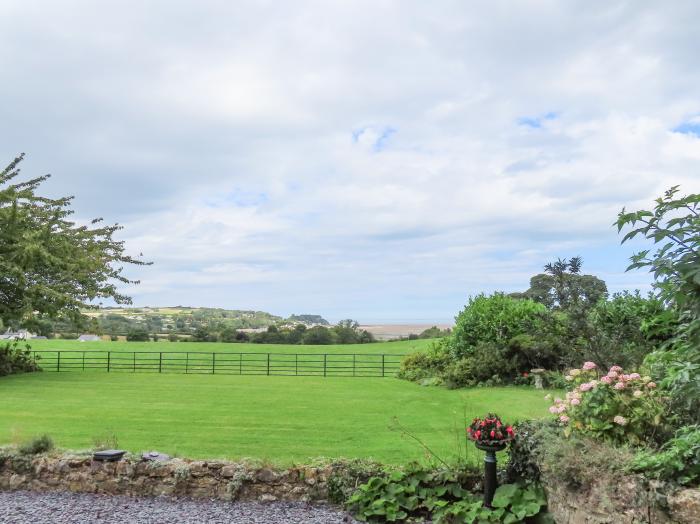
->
[359,323,453,340]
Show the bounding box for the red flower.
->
[475,430,481,439]
[523,372,529,377]
[490,430,495,438]
[506,426,514,435]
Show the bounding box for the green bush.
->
[126,327,149,342]
[18,434,54,455]
[631,425,700,486]
[506,419,560,483]
[536,433,635,490]
[449,294,547,359]
[397,350,448,382]
[0,340,39,376]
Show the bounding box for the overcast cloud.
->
[1,1,699,322]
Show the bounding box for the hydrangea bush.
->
[547,362,666,445]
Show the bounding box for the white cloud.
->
[1,0,699,321]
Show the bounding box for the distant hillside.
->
[287,314,329,326]
[46,307,328,337]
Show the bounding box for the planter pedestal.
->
[475,442,506,507]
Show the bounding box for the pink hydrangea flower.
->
[601,375,612,384]
[647,382,657,389]
[559,415,570,424]
[629,373,641,380]
[610,365,623,373]
[582,361,597,370]
[607,371,618,379]
[549,406,559,414]
[633,390,643,398]
[614,382,626,390]
[570,398,581,406]
[613,415,627,426]
[580,383,592,392]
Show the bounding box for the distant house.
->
[77,334,101,342]
[0,329,35,341]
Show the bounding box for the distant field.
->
[0,372,550,465]
[28,338,435,356]
[360,324,453,341]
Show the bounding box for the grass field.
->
[0,372,550,465]
[28,338,435,355]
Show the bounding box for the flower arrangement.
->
[547,362,665,445]
[467,413,515,446]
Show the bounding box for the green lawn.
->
[0,372,549,465]
[28,338,434,355]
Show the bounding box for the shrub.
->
[449,294,547,359]
[548,362,667,446]
[126,327,149,342]
[397,350,448,382]
[0,340,39,376]
[537,433,635,489]
[18,434,54,455]
[630,425,700,486]
[506,419,560,483]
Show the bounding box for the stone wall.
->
[0,451,354,503]
[541,474,700,524]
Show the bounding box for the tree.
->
[616,186,700,423]
[512,257,607,310]
[0,154,149,326]
[126,327,149,342]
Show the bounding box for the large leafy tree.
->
[617,186,700,423]
[0,154,150,328]
[511,257,608,310]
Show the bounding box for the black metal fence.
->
[29,350,406,377]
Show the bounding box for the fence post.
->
[382,354,385,377]
[212,352,216,374]
[323,354,327,377]
[57,352,61,372]
[267,353,270,376]
[295,353,298,376]
[159,352,163,373]
[82,352,85,371]
[107,351,111,372]
[185,352,189,374]
[353,354,356,377]
[239,354,242,375]
[133,352,136,372]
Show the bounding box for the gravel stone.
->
[0,490,359,523]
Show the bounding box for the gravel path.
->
[0,490,359,523]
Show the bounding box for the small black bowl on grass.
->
[467,414,514,508]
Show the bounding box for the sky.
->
[1,1,699,323]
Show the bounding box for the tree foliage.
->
[0,154,149,326]
[616,186,700,424]
[512,257,608,310]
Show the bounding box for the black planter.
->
[474,441,507,507]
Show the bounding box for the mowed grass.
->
[0,372,550,465]
[28,338,434,356]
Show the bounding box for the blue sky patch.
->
[517,111,558,129]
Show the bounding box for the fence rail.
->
[29,350,405,378]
